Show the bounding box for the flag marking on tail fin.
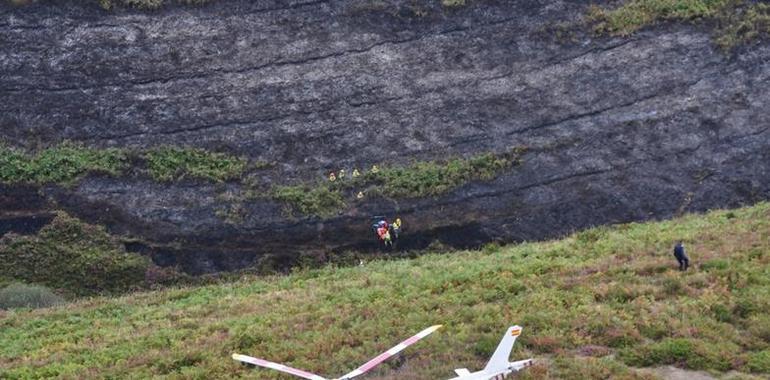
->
[484,326,523,372]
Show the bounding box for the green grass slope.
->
[1,204,769,379]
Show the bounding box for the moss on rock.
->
[0,143,127,185]
[144,147,247,182]
[269,148,524,217]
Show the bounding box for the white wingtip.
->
[232,353,328,380]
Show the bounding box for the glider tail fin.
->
[483,325,522,372]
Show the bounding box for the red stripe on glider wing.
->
[357,352,394,373]
[341,325,442,379]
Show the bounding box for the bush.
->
[702,259,730,271]
[96,0,215,10]
[747,350,770,373]
[733,290,770,319]
[144,147,247,182]
[472,335,499,357]
[710,303,733,323]
[620,338,731,371]
[0,143,257,185]
[575,228,607,245]
[587,0,770,50]
[0,144,127,185]
[661,276,684,296]
[747,315,770,343]
[369,151,518,199]
[272,185,345,218]
[267,148,524,216]
[442,0,466,7]
[121,0,163,9]
[715,3,770,50]
[0,213,150,296]
[587,0,729,36]
[481,242,501,255]
[0,283,64,310]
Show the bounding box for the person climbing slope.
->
[673,241,690,271]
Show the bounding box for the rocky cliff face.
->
[2,0,769,274]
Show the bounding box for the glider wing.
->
[232,353,328,380]
[338,325,442,379]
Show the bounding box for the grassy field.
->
[1,203,769,379]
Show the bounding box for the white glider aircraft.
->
[232,325,442,380]
[448,326,533,380]
[232,324,532,380]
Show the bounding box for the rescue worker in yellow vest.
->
[391,217,402,240]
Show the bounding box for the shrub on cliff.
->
[144,147,247,182]
[442,0,466,7]
[0,144,127,185]
[96,0,214,10]
[0,213,150,296]
[270,149,524,217]
[365,151,518,198]
[272,185,345,218]
[714,3,770,49]
[587,0,770,50]
[586,0,730,36]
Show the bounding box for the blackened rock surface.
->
[0,185,54,236]
[2,0,770,273]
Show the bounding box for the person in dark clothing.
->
[673,241,689,271]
